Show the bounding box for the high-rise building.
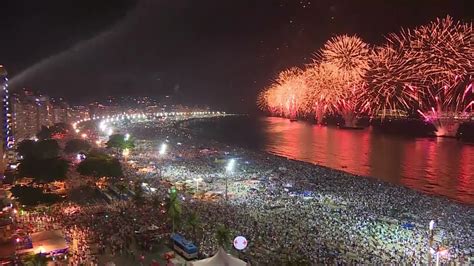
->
[11,89,54,141]
[68,105,89,122]
[88,102,122,118]
[36,95,53,129]
[51,98,70,124]
[0,66,14,167]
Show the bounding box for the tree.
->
[16,139,68,182]
[215,224,231,250]
[77,152,123,178]
[10,186,62,206]
[106,134,135,152]
[18,158,69,182]
[36,126,52,140]
[17,139,60,160]
[24,253,48,266]
[64,139,92,154]
[33,139,60,159]
[16,139,36,159]
[14,124,67,185]
[186,212,201,243]
[166,187,182,233]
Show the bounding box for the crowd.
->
[123,117,473,264]
[14,115,472,265]
[16,200,171,265]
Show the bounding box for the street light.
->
[225,159,236,201]
[159,143,168,155]
[226,158,235,173]
[428,220,436,265]
[99,122,107,132]
[193,177,203,194]
[429,220,435,231]
[158,143,168,178]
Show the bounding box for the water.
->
[190,116,474,204]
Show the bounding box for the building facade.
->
[68,105,90,122]
[0,66,14,167]
[11,90,54,141]
[51,98,70,124]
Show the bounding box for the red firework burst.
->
[258,67,307,118]
[362,16,473,119]
[307,35,371,126]
[360,45,423,117]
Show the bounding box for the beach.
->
[119,116,473,264]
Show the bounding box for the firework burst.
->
[303,63,345,113]
[257,17,472,135]
[399,16,473,114]
[363,16,473,135]
[360,45,423,117]
[320,34,370,77]
[258,67,308,119]
[362,17,474,118]
[306,35,371,126]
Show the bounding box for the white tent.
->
[190,248,247,266]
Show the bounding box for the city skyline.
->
[1,0,472,112]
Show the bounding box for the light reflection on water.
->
[261,117,474,204]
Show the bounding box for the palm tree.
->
[186,212,201,242]
[215,224,231,251]
[167,187,181,233]
[24,253,48,266]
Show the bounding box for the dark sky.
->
[1,0,472,112]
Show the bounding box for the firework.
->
[258,67,308,118]
[394,16,472,85]
[401,16,472,113]
[257,17,472,135]
[307,35,371,126]
[361,45,423,117]
[376,16,474,135]
[257,89,270,112]
[320,34,370,77]
[278,67,308,118]
[363,16,473,135]
[303,62,345,113]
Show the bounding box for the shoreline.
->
[269,154,473,206]
[182,117,473,206]
[123,117,473,264]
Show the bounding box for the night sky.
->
[1,0,472,112]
